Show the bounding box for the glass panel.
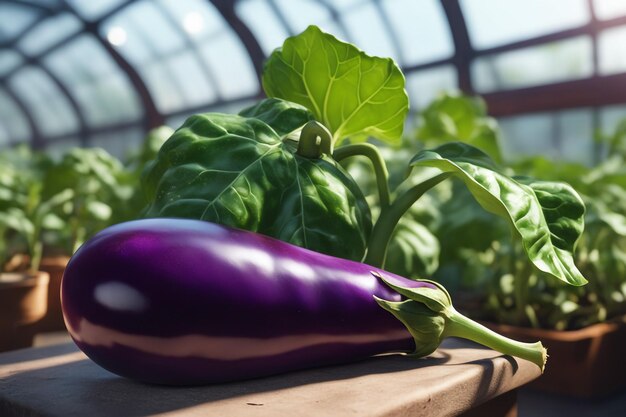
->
[472,36,593,92]
[0,88,31,143]
[18,13,82,56]
[499,113,557,161]
[273,0,346,38]
[600,104,626,132]
[460,0,589,49]
[0,3,41,43]
[44,35,142,127]
[139,63,186,113]
[158,0,226,39]
[165,51,217,107]
[235,0,290,56]
[557,108,593,164]
[380,0,453,66]
[0,49,23,77]
[198,31,260,99]
[594,0,626,20]
[8,66,79,137]
[405,66,458,110]
[101,0,185,62]
[342,1,398,60]
[89,127,144,160]
[66,0,128,20]
[598,26,626,75]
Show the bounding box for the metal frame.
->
[2,0,626,149]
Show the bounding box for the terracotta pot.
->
[0,271,49,352]
[484,318,626,399]
[37,256,71,331]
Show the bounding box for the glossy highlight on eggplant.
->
[62,218,432,385]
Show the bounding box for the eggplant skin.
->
[61,219,431,385]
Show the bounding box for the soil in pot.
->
[484,319,626,399]
[0,271,49,352]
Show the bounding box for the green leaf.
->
[143,110,372,261]
[416,93,502,163]
[410,142,587,286]
[86,201,113,221]
[385,217,440,278]
[239,98,314,138]
[263,25,409,146]
[41,213,66,230]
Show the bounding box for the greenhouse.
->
[1,1,625,416]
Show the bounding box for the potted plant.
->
[0,146,73,351]
[408,94,626,398]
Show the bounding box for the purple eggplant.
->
[62,219,546,385]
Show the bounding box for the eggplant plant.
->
[61,26,592,383]
[143,26,586,288]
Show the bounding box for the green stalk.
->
[365,172,451,268]
[333,143,391,208]
[444,307,548,371]
[296,121,333,158]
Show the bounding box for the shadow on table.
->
[1,348,454,417]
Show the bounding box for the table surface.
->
[0,338,541,417]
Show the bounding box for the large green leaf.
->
[385,217,440,278]
[263,25,408,146]
[239,98,314,138]
[410,142,587,286]
[143,108,372,261]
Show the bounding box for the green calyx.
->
[374,272,548,372]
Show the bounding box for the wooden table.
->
[0,338,540,417]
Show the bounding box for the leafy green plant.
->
[141,26,586,296]
[43,147,132,254]
[423,99,626,330]
[0,146,73,272]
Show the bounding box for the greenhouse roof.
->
[1,0,626,156]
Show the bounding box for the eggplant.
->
[62,219,546,385]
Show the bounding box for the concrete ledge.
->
[0,338,540,417]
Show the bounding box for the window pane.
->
[499,113,557,160]
[44,35,142,127]
[600,104,626,132]
[18,13,82,56]
[461,0,589,49]
[0,4,41,43]
[66,0,128,20]
[158,0,226,39]
[8,67,79,137]
[0,88,30,144]
[198,32,260,99]
[273,0,346,38]
[0,50,23,77]
[381,0,453,66]
[557,109,593,164]
[594,0,626,20]
[89,127,144,160]
[598,26,626,75]
[342,1,398,61]
[472,37,593,92]
[139,62,186,113]
[236,0,290,56]
[405,66,458,110]
[101,0,186,62]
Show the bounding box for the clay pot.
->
[37,256,71,331]
[0,271,49,352]
[484,318,626,399]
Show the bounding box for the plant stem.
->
[364,172,451,268]
[333,143,391,209]
[444,307,547,371]
[296,121,333,158]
